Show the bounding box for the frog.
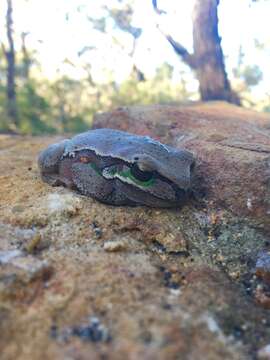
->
[38,128,195,208]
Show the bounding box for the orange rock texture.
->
[0,102,270,360]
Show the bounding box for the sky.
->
[1,0,269,99]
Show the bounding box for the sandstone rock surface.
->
[0,102,270,360]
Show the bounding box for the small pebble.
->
[0,249,52,282]
[69,317,111,343]
[103,240,126,252]
[46,193,82,216]
[0,250,22,264]
[255,251,270,283]
[258,344,270,359]
[50,316,111,343]
[169,288,181,296]
[91,222,102,239]
[23,233,43,254]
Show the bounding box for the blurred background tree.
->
[2,0,19,130]
[153,0,240,104]
[0,0,269,134]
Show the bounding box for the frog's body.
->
[38,128,195,207]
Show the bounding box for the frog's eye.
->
[130,163,154,182]
[103,164,156,187]
[79,156,90,163]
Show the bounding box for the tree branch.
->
[152,1,196,69]
[158,27,197,69]
[152,0,167,15]
[6,0,15,54]
[1,42,7,57]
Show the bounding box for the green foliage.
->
[108,2,142,38]
[0,0,269,134]
[231,44,268,111]
[1,61,193,134]
[0,58,200,134]
[18,81,55,134]
[45,76,93,133]
[111,63,194,106]
[239,65,263,87]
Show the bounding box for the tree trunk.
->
[192,0,239,104]
[5,0,19,127]
[153,0,240,105]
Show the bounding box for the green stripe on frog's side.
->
[91,162,155,187]
[117,169,155,187]
[90,163,102,176]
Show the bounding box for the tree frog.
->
[38,129,195,207]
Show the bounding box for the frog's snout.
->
[38,139,69,174]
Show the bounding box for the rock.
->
[4,254,52,281]
[0,249,53,304]
[0,249,22,264]
[45,192,82,217]
[93,102,270,233]
[254,286,270,309]
[0,102,270,359]
[258,344,270,359]
[69,316,111,343]
[256,251,270,283]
